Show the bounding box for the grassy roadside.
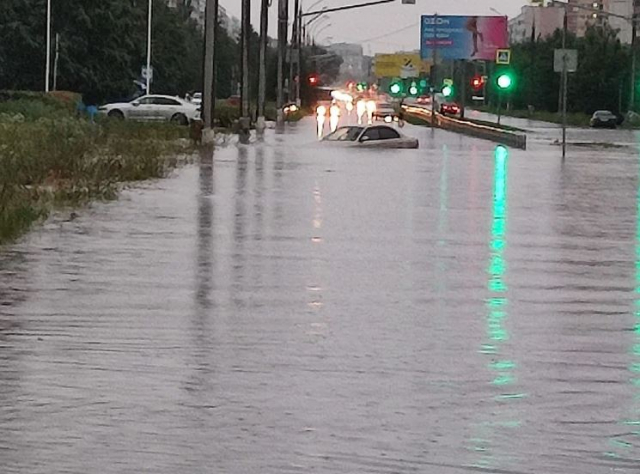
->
[474,106,592,127]
[0,94,195,244]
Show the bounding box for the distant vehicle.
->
[416,95,431,106]
[373,102,399,123]
[312,86,335,108]
[590,110,618,128]
[98,95,200,125]
[440,102,461,116]
[322,125,419,149]
[189,92,202,106]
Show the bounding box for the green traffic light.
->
[390,82,401,94]
[442,85,453,97]
[497,74,513,90]
[409,82,418,96]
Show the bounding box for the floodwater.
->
[1,118,640,473]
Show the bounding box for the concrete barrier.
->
[404,106,527,150]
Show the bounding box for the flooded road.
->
[1,119,640,473]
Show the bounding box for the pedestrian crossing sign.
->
[496,49,511,65]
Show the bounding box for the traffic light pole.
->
[431,14,437,127]
[240,0,251,144]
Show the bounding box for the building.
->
[166,1,238,36]
[510,1,634,44]
[567,0,633,43]
[325,43,365,81]
[508,4,565,43]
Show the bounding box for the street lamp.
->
[45,0,51,92]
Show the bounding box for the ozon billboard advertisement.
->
[420,15,508,61]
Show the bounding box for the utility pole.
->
[289,0,300,104]
[239,0,251,143]
[202,0,218,141]
[277,0,289,128]
[45,0,51,92]
[561,7,568,161]
[256,0,269,135]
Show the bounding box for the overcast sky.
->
[220,0,529,54]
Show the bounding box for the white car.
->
[98,94,201,125]
[323,125,419,149]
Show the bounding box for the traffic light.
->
[408,81,418,96]
[418,78,429,93]
[308,74,320,86]
[496,73,513,90]
[442,84,454,98]
[356,82,368,92]
[389,80,403,95]
[471,75,484,91]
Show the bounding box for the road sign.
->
[554,49,578,73]
[141,66,154,81]
[373,53,430,78]
[496,49,511,65]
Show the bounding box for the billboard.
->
[373,53,431,79]
[420,16,508,61]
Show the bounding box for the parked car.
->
[590,110,618,128]
[322,125,419,149]
[98,95,200,125]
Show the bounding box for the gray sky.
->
[220,0,528,54]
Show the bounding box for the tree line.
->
[0,0,342,105]
[504,24,632,115]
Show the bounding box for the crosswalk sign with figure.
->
[496,49,511,65]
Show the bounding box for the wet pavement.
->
[2,118,640,473]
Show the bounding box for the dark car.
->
[590,110,618,128]
[440,102,460,116]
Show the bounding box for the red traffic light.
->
[308,74,320,86]
[471,75,484,90]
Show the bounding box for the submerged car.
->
[322,125,419,149]
[98,94,200,125]
[590,110,618,128]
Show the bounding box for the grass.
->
[475,106,592,127]
[0,93,195,244]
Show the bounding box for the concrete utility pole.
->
[202,0,218,141]
[256,0,270,135]
[289,0,300,104]
[277,0,289,128]
[239,0,251,143]
[561,8,568,161]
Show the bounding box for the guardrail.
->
[404,106,527,150]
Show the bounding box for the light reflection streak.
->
[470,145,525,470]
[606,148,640,459]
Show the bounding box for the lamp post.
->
[146,0,153,95]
